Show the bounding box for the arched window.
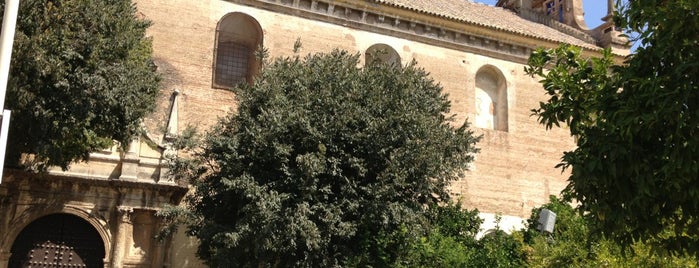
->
[544,0,565,22]
[365,44,401,67]
[474,65,508,131]
[213,12,263,88]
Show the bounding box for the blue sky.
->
[473,0,609,28]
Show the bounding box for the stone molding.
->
[229,0,534,63]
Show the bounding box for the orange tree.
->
[526,0,699,253]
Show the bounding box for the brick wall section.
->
[135,0,575,227]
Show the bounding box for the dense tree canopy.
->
[171,49,479,267]
[395,202,525,268]
[525,0,699,252]
[1,0,159,169]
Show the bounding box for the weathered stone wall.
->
[0,1,584,267]
[132,0,576,266]
[136,0,574,214]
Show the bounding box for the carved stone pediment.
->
[46,134,173,184]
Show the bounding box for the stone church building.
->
[0,0,628,267]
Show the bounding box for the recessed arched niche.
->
[474,65,508,131]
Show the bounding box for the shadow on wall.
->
[169,229,206,268]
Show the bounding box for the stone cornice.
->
[1,168,187,195]
[229,0,538,63]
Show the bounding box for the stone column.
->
[111,206,134,268]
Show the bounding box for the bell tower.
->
[497,0,589,30]
[497,0,630,55]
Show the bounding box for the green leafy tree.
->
[173,49,479,267]
[397,202,525,268]
[1,0,159,169]
[523,196,698,268]
[525,0,699,251]
[522,196,592,267]
[395,202,481,267]
[426,200,482,246]
[471,229,526,268]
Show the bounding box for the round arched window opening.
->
[213,12,264,88]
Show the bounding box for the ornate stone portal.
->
[0,137,186,268]
[0,90,186,268]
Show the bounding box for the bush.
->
[398,202,525,268]
[523,196,698,268]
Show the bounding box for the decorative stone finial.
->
[165,89,179,141]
